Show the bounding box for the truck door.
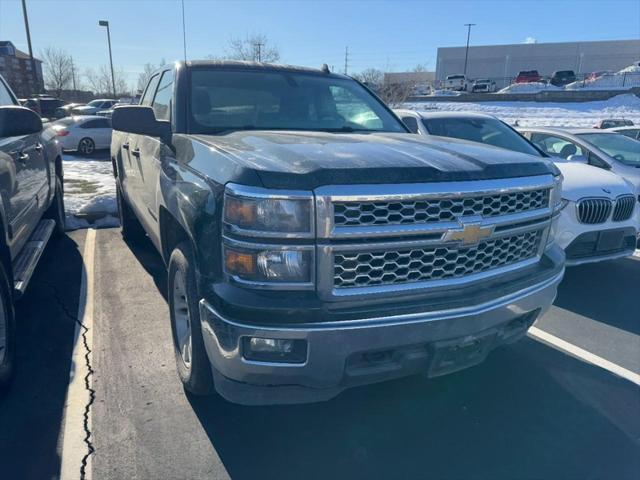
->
[136,69,174,239]
[122,73,161,216]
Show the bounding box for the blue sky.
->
[0,0,638,88]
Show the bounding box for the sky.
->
[0,0,639,90]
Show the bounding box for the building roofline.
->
[437,38,640,51]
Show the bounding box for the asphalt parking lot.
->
[0,228,639,480]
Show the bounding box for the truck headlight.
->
[549,175,563,213]
[224,244,313,285]
[224,184,313,237]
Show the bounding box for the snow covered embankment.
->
[63,155,119,230]
[403,93,640,128]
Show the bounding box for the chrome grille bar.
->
[613,195,635,222]
[577,198,612,224]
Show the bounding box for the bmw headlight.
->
[224,184,313,237]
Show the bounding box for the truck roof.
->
[180,60,347,78]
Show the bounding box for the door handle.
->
[131,148,141,158]
[34,143,43,152]
[18,153,29,164]
[122,142,129,150]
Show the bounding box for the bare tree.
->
[41,47,74,97]
[224,33,280,63]
[353,68,384,89]
[85,65,129,97]
[377,82,413,107]
[136,63,156,93]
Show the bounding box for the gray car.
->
[518,127,640,199]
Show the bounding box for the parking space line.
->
[528,326,640,386]
[60,228,96,480]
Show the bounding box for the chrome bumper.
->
[199,269,564,405]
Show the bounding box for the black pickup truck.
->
[0,75,66,388]
[111,61,565,405]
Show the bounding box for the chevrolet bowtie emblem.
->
[442,218,494,245]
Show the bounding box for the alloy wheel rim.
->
[80,139,94,155]
[172,271,192,368]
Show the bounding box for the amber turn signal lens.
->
[224,196,256,225]
[225,250,256,275]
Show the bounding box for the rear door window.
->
[401,116,419,133]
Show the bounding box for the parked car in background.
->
[444,74,468,91]
[109,61,564,405]
[550,70,576,87]
[594,119,634,129]
[514,70,542,83]
[0,74,66,390]
[519,127,640,199]
[55,102,86,119]
[471,78,496,93]
[22,96,67,119]
[50,115,112,155]
[610,126,640,140]
[394,109,639,265]
[72,98,117,116]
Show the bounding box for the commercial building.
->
[0,40,44,97]
[436,39,640,88]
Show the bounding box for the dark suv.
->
[550,70,576,87]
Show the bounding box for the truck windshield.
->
[423,117,542,156]
[188,68,407,134]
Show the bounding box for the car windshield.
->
[87,100,103,106]
[578,133,640,166]
[188,69,407,134]
[422,117,542,156]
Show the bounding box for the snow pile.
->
[63,154,119,230]
[403,93,640,128]
[498,82,561,94]
[565,63,640,91]
[429,89,463,97]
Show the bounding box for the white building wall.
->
[435,39,640,87]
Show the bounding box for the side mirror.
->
[567,154,588,164]
[112,105,172,144]
[0,106,42,138]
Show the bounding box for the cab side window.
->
[140,74,160,106]
[0,77,16,106]
[152,70,174,121]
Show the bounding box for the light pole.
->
[463,23,476,76]
[98,20,117,98]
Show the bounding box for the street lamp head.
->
[98,20,109,27]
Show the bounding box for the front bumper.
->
[199,269,564,405]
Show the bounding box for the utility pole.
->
[21,0,39,94]
[71,58,77,94]
[98,20,117,98]
[463,23,476,76]
[254,42,264,62]
[344,46,349,75]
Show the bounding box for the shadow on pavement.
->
[188,339,640,480]
[0,232,85,480]
[554,256,640,336]
[123,234,168,302]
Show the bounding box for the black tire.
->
[168,242,214,395]
[44,175,66,235]
[77,137,95,156]
[0,262,16,391]
[116,182,146,243]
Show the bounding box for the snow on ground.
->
[497,82,561,94]
[403,93,640,127]
[429,89,464,97]
[63,153,119,230]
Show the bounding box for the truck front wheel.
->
[0,262,15,391]
[168,242,214,395]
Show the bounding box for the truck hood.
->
[554,161,634,200]
[191,131,557,189]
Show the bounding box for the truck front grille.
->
[333,230,542,289]
[612,195,635,221]
[577,198,612,224]
[333,189,549,227]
